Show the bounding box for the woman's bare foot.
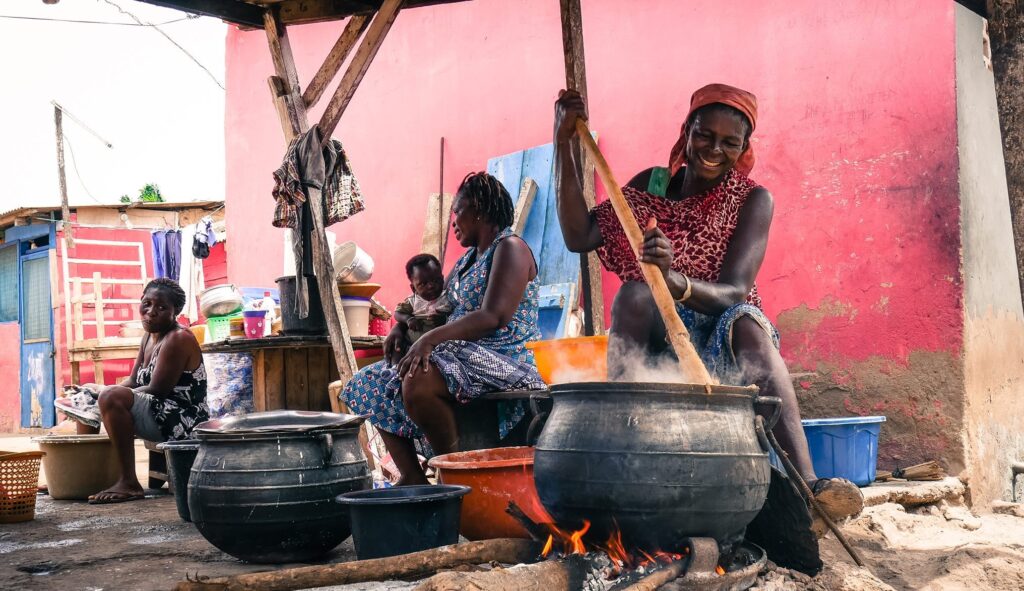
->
[88,479,146,504]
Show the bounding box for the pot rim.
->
[335,484,470,506]
[32,434,112,444]
[427,446,534,470]
[194,425,362,441]
[547,381,759,398]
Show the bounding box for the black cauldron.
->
[533,382,779,552]
[188,411,371,563]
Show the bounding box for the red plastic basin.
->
[428,446,549,540]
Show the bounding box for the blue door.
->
[20,249,55,428]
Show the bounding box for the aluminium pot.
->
[188,411,370,563]
[533,382,780,552]
[199,284,243,318]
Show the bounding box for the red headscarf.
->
[668,83,758,176]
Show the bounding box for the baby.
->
[394,254,452,345]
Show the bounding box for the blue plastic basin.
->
[802,416,886,486]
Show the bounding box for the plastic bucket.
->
[157,440,200,522]
[341,297,371,338]
[336,484,470,560]
[242,310,267,339]
[32,435,120,500]
[333,241,374,283]
[802,416,886,486]
[428,447,545,540]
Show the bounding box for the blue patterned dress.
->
[343,229,545,447]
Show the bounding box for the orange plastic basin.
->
[526,336,608,384]
[428,447,549,540]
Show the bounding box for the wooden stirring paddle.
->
[575,118,715,385]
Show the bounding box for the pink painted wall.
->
[0,324,20,432]
[226,1,963,464]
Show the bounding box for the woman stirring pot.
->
[553,83,863,530]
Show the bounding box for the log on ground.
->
[174,539,541,591]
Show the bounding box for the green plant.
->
[120,194,131,203]
[138,183,163,203]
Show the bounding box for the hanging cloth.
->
[271,125,365,318]
[151,230,167,278]
[179,222,205,322]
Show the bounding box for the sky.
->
[0,0,227,213]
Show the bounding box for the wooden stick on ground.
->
[575,119,714,385]
[415,560,575,591]
[759,417,867,569]
[174,539,541,591]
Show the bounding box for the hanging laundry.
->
[179,222,205,322]
[192,216,217,259]
[151,229,182,280]
[271,125,365,318]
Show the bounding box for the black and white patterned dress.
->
[135,359,209,441]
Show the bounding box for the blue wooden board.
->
[537,283,575,340]
[486,143,579,286]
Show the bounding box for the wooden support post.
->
[987,1,1024,302]
[318,0,404,142]
[264,7,309,139]
[303,14,372,109]
[54,106,73,249]
[559,0,604,335]
[263,7,359,396]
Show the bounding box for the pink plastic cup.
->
[242,310,267,339]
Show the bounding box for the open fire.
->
[538,519,729,581]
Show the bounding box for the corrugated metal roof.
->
[0,200,223,230]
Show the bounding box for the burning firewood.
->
[173,539,541,591]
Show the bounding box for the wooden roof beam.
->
[303,14,373,109]
[142,0,264,28]
[318,0,404,142]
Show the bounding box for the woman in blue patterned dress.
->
[343,172,546,485]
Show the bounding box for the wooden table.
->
[202,335,384,413]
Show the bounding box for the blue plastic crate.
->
[802,416,886,486]
[766,416,886,486]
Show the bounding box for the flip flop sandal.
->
[88,491,146,505]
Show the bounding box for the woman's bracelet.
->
[677,275,693,303]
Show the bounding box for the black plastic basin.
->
[335,484,470,560]
[157,439,200,522]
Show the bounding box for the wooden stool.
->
[144,440,167,490]
[454,389,550,452]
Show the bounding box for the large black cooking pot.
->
[188,411,371,563]
[533,382,780,552]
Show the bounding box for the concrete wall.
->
[955,5,1024,504]
[225,1,966,468]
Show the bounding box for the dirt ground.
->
[4,432,1024,590]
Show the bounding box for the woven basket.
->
[0,451,45,523]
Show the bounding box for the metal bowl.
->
[199,284,243,318]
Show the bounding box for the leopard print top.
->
[593,167,763,308]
